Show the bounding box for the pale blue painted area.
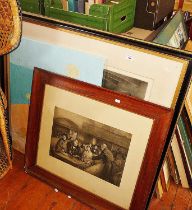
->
[10,37,105,86]
[10,63,33,104]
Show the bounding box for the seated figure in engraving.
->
[55,134,68,153]
[93,143,114,182]
[67,139,81,158]
[90,138,101,156]
[81,144,93,164]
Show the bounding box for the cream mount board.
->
[21,21,188,108]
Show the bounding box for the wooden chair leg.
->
[178,0,184,9]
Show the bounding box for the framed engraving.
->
[25,67,173,210]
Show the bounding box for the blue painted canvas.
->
[10,37,105,104]
[10,63,33,104]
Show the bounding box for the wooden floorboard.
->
[171,186,192,210]
[1,151,192,210]
[0,151,92,210]
[149,180,192,210]
[149,182,178,210]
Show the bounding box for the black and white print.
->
[49,106,132,187]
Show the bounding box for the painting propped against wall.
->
[25,68,173,210]
[10,20,188,154]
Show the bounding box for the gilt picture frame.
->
[12,19,188,108]
[10,19,189,154]
[25,67,173,210]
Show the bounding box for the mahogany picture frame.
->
[25,67,173,210]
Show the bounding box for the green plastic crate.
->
[20,0,136,33]
[45,2,109,31]
[45,0,136,33]
[20,0,40,14]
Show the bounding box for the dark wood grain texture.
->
[25,67,173,210]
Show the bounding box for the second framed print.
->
[10,19,190,154]
[25,67,173,210]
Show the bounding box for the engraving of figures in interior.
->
[49,106,132,187]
